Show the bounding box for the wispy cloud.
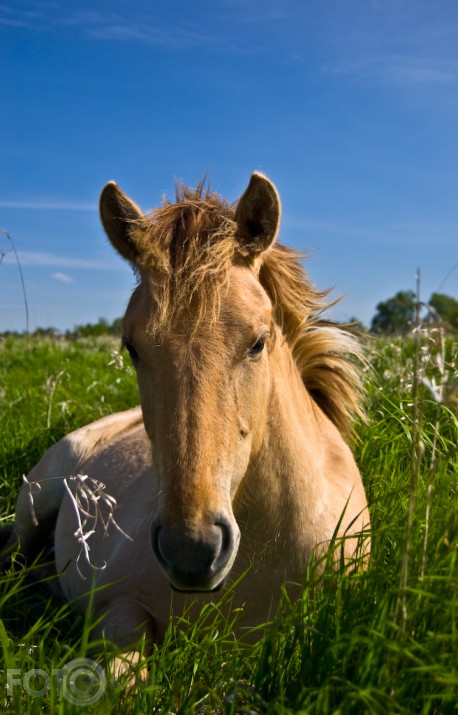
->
[324,54,458,87]
[86,22,220,50]
[0,15,28,27]
[52,271,74,284]
[217,0,285,25]
[0,199,96,211]
[1,251,124,271]
[284,217,458,248]
[1,4,247,53]
[0,3,51,29]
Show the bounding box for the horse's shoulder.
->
[62,406,144,467]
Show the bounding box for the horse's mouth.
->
[170,578,225,594]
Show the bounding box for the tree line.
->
[1,292,457,339]
[0,317,122,340]
[370,291,458,335]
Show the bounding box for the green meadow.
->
[0,333,457,714]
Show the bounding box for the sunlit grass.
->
[0,333,457,713]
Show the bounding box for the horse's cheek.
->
[232,359,270,454]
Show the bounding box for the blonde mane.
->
[129,182,364,437]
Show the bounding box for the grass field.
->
[0,332,457,714]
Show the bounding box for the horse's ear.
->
[235,173,281,255]
[99,182,144,265]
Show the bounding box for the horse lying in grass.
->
[3,172,370,651]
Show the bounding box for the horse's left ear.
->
[99,182,145,265]
[235,173,281,255]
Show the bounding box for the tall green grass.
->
[0,334,457,713]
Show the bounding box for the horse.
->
[3,172,370,652]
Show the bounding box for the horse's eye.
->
[123,338,139,366]
[248,337,266,359]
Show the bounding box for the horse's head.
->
[100,174,281,592]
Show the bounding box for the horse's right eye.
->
[122,338,139,366]
[248,338,265,359]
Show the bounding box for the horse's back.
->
[5,407,147,562]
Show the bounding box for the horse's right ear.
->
[235,173,281,256]
[99,182,144,265]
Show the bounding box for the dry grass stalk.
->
[22,473,132,579]
[396,268,423,636]
[0,228,29,348]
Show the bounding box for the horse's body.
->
[4,173,370,649]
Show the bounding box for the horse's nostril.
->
[150,524,167,570]
[151,523,166,569]
[214,517,235,568]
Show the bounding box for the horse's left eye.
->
[122,338,139,366]
[248,337,266,359]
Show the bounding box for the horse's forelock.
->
[128,184,240,336]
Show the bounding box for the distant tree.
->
[429,293,458,330]
[0,329,20,337]
[370,290,416,334]
[110,317,123,336]
[65,317,123,339]
[33,327,62,339]
[346,316,368,333]
[69,317,110,338]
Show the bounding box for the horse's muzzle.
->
[150,516,240,592]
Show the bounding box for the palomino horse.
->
[4,173,370,649]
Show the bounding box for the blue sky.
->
[1,0,457,332]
